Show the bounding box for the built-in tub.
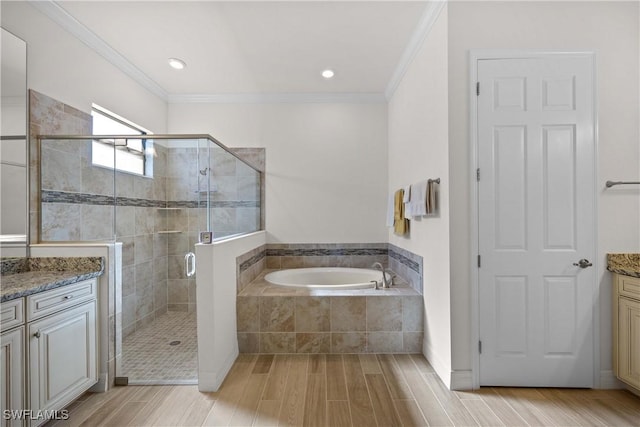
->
[264,267,391,290]
[238,267,424,353]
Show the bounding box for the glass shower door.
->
[117,137,209,384]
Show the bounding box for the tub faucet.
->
[371,262,390,288]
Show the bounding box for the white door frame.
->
[468,49,599,390]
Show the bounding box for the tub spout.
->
[371,262,390,288]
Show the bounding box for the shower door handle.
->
[184,252,196,278]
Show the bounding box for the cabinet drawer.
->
[1,298,24,332]
[27,279,97,322]
[619,275,640,301]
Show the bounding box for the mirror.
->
[1,28,28,257]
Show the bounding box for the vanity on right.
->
[608,253,640,394]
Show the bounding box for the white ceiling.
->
[45,1,432,100]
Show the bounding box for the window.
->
[91,105,152,177]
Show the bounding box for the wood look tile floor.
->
[49,354,640,427]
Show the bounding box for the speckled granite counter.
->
[607,253,640,278]
[0,257,104,302]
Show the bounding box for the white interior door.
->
[477,55,596,387]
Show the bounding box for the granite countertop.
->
[0,257,104,302]
[607,253,640,278]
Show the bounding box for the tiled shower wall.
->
[32,90,265,338]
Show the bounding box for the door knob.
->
[573,259,593,268]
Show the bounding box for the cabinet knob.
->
[34,331,41,338]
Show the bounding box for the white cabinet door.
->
[1,327,25,427]
[28,301,96,426]
[618,297,640,389]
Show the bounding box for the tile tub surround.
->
[607,253,640,278]
[0,256,104,302]
[237,271,424,354]
[237,243,424,294]
[388,244,423,293]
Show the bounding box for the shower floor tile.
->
[121,311,198,385]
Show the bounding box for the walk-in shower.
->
[37,134,263,384]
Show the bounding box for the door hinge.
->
[479,341,482,354]
[477,255,481,268]
[476,168,480,182]
[476,82,480,96]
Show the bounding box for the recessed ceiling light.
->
[322,69,335,79]
[168,58,186,70]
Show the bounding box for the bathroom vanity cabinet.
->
[0,278,98,427]
[1,300,25,427]
[612,273,640,392]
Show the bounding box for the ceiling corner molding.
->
[167,92,387,105]
[28,0,168,101]
[384,0,447,101]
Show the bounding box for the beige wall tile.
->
[295,297,330,332]
[331,332,366,353]
[403,332,423,353]
[260,333,295,353]
[331,297,366,331]
[367,332,403,353]
[402,296,424,332]
[260,297,295,332]
[296,333,330,353]
[238,333,260,353]
[237,296,260,332]
[366,296,402,332]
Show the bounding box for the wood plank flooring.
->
[49,354,640,427]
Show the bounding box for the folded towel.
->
[426,180,438,214]
[403,185,413,218]
[402,185,411,203]
[394,189,409,235]
[386,193,395,227]
[410,180,428,217]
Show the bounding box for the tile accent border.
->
[388,244,423,293]
[237,245,267,293]
[42,190,260,209]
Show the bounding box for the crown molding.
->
[28,0,168,101]
[384,0,447,100]
[31,0,442,105]
[167,92,386,104]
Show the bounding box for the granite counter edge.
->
[1,270,103,303]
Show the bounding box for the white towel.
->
[386,193,395,227]
[403,185,413,218]
[410,180,428,217]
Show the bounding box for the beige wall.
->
[387,5,452,384]
[447,1,640,379]
[168,102,389,244]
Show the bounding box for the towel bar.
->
[606,181,640,188]
[428,178,441,184]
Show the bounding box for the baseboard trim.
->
[89,373,108,392]
[599,370,625,390]
[198,349,239,392]
[423,340,451,389]
[450,370,473,391]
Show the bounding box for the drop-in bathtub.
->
[264,267,391,290]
